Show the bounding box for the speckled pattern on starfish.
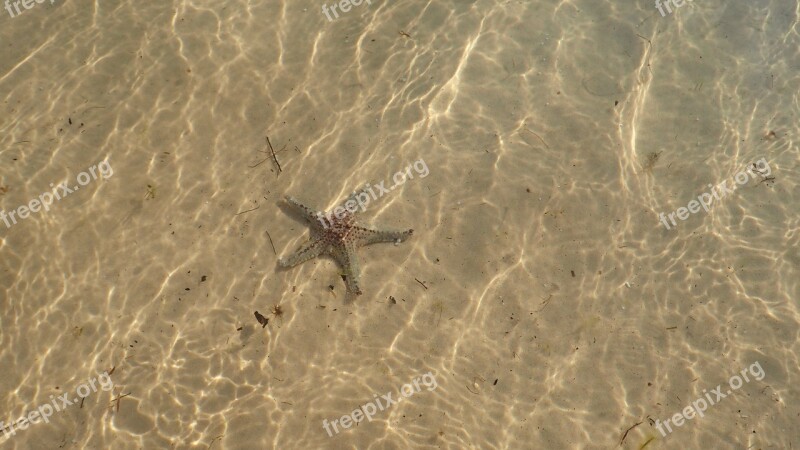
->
[278,186,413,296]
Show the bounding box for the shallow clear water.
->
[0,0,798,448]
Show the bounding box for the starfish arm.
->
[331,242,363,295]
[278,238,327,268]
[284,196,323,224]
[352,226,413,246]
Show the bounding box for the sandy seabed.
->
[0,0,798,449]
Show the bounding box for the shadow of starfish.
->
[278,186,413,298]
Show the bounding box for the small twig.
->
[523,127,549,149]
[265,230,277,255]
[266,136,282,174]
[535,294,553,312]
[235,206,260,216]
[759,176,775,185]
[619,421,642,446]
[414,278,428,290]
[248,157,269,169]
[208,434,224,450]
[109,391,131,412]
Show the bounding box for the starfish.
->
[278,186,413,296]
